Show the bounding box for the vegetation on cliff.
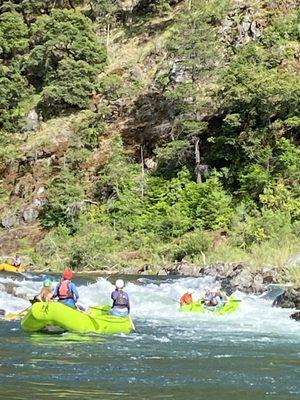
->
[0,0,299,276]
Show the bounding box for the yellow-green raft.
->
[180,296,240,315]
[21,302,133,334]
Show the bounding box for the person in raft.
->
[53,268,79,309]
[31,278,54,304]
[179,289,194,306]
[202,287,213,305]
[210,288,223,307]
[13,254,21,268]
[111,279,130,317]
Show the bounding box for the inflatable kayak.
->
[0,263,24,273]
[21,302,133,334]
[180,296,240,315]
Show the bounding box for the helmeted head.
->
[204,286,211,292]
[115,279,124,289]
[62,268,72,280]
[211,287,220,295]
[43,278,52,287]
[187,288,194,294]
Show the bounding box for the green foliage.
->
[0,11,28,58]
[42,168,85,230]
[167,230,212,262]
[167,0,226,74]
[194,174,233,230]
[155,140,191,178]
[273,138,300,183]
[37,59,99,116]
[263,9,300,46]
[259,181,300,221]
[24,9,106,116]
[0,63,33,129]
[72,110,108,150]
[98,74,125,101]
[237,164,270,202]
[219,64,300,128]
[28,9,105,74]
[1,0,300,273]
[95,133,137,200]
[0,132,21,170]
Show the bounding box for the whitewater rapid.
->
[1,272,300,400]
[0,273,298,341]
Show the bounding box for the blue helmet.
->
[43,278,52,287]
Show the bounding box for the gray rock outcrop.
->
[1,214,19,229]
[22,109,40,132]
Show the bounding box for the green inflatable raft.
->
[180,296,240,315]
[21,302,133,334]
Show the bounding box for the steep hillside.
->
[0,0,299,277]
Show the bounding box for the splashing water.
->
[0,273,299,399]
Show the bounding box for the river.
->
[0,273,299,399]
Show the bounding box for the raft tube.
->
[180,295,240,315]
[0,263,24,273]
[21,302,133,334]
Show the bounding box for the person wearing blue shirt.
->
[53,268,79,309]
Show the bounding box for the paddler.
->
[202,286,213,305]
[13,254,22,268]
[53,268,79,309]
[31,278,54,304]
[111,279,130,316]
[179,289,194,305]
[210,287,223,307]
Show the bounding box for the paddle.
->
[4,306,30,321]
[129,315,136,332]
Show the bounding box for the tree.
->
[0,11,28,59]
[38,58,100,116]
[0,63,32,129]
[25,9,106,115]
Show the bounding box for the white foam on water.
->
[0,274,299,341]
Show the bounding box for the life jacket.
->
[58,280,72,300]
[180,293,193,305]
[114,290,128,308]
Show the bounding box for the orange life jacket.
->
[58,280,72,299]
[180,293,193,305]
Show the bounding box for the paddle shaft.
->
[129,315,136,332]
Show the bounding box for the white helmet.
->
[187,288,194,294]
[115,279,124,289]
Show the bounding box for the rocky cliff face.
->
[0,0,299,269]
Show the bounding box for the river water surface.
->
[0,273,299,400]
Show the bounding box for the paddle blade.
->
[4,309,28,321]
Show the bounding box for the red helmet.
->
[62,268,72,280]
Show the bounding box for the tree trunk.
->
[195,138,202,184]
[106,23,110,54]
[140,145,144,199]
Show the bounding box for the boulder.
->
[157,269,168,276]
[290,311,300,321]
[1,214,18,229]
[22,207,39,223]
[272,289,300,309]
[22,109,40,132]
[177,262,200,276]
[252,274,265,293]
